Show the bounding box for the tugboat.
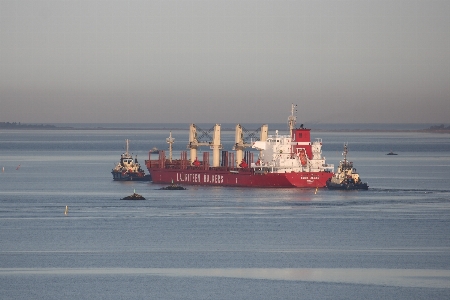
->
[326,144,368,190]
[112,139,152,181]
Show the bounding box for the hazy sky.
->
[1,0,449,124]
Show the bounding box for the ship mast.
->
[343,143,348,166]
[125,139,129,155]
[166,131,175,162]
[288,104,297,132]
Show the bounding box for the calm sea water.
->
[1,126,449,299]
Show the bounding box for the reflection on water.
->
[2,268,449,289]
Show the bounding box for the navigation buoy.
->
[64,205,68,215]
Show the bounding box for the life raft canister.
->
[239,159,248,168]
[193,157,201,167]
[299,149,307,166]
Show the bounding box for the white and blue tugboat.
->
[326,144,368,190]
[112,139,151,181]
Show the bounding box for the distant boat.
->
[386,151,398,155]
[149,147,160,154]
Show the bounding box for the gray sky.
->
[1,0,449,124]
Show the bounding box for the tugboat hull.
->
[326,179,368,190]
[112,171,151,181]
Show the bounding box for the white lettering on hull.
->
[203,174,224,184]
[176,173,201,183]
[300,176,319,180]
[176,173,223,184]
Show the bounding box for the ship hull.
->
[149,168,333,188]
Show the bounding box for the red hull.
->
[149,167,333,188]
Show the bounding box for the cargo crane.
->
[187,124,222,167]
[233,124,268,168]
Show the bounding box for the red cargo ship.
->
[145,105,334,188]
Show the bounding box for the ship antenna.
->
[343,143,348,165]
[288,103,297,132]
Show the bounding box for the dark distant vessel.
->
[159,185,186,190]
[386,151,398,155]
[112,139,151,181]
[326,144,368,190]
[149,147,160,154]
[159,181,187,190]
[121,190,146,200]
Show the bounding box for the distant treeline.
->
[0,122,57,129]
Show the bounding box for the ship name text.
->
[177,173,201,183]
[301,176,319,180]
[176,173,224,184]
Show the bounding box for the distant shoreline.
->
[1,122,449,133]
[0,122,66,129]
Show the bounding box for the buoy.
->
[64,205,68,215]
[2,167,4,172]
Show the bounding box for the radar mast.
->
[288,104,297,132]
[166,131,175,162]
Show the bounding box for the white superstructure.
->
[251,131,333,174]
